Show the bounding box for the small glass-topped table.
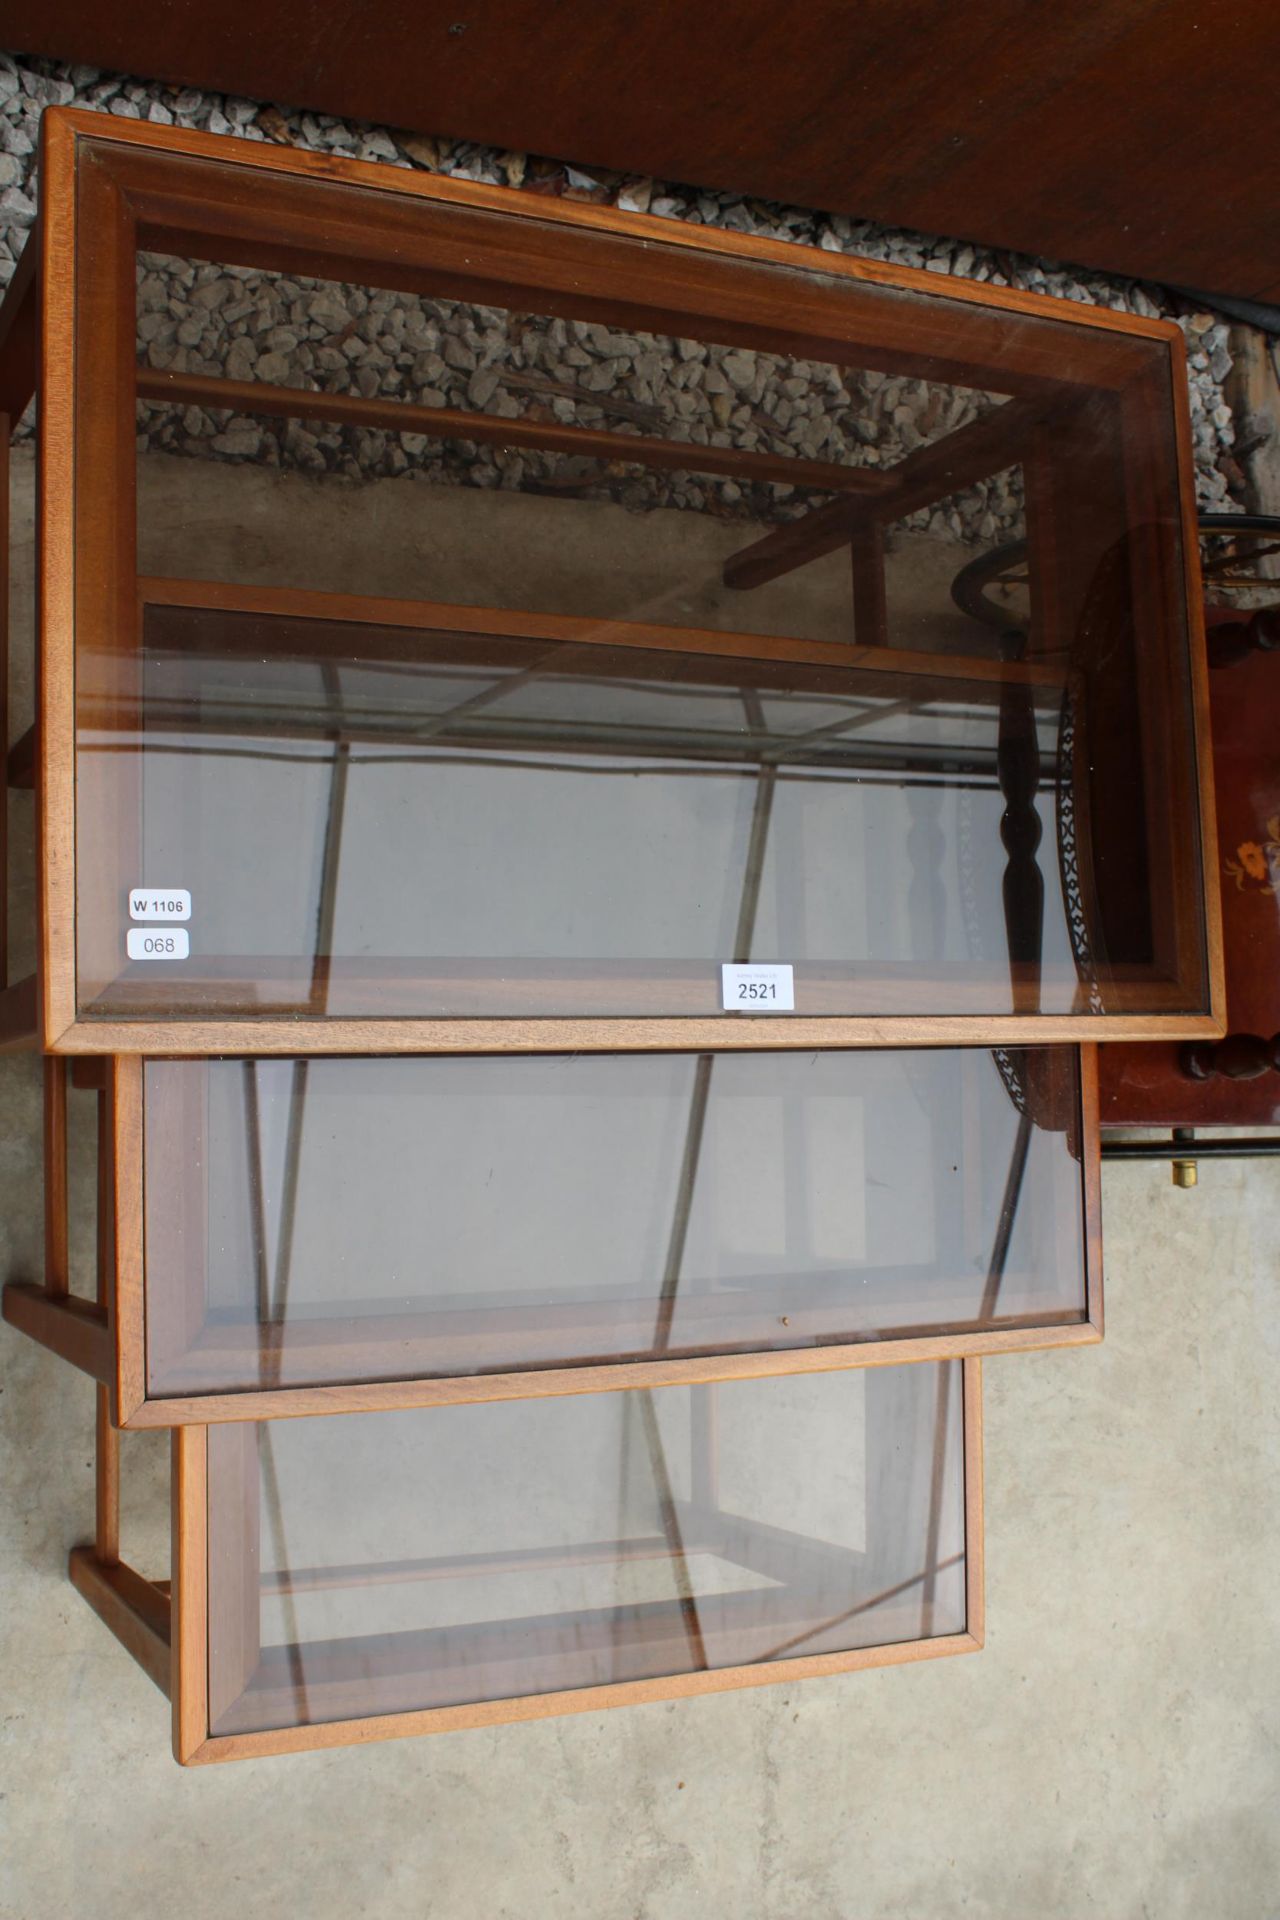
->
[68,1360,982,1763]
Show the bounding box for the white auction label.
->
[128,887,191,922]
[721,962,795,1011]
[127,927,190,961]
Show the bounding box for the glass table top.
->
[141,1046,1090,1400]
[205,1361,973,1735]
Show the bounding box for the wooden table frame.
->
[0,107,1223,1056]
[66,1358,984,1765]
[3,1048,1102,1427]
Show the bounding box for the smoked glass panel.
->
[71,146,1210,1025]
[206,1363,968,1735]
[143,1048,1086,1396]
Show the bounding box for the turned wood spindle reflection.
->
[996,639,1044,989]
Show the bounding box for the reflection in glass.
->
[75,207,1213,1028]
[143,1048,1085,1396]
[77,600,1128,1016]
[206,1364,968,1734]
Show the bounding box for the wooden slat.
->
[185,1627,981,1763]
[110,1057,146,1423]
[849,520,888,647]
[57,1002,1222,1059]
[136,367,894,498]
[51,108,1181,347]
[206,1424,261,1730]
[69,1546,171,1695]
[43,1055,68,1296]
[155,1271,1082,1375]
[261,1534,691,1597]
[962,1358,985,1645]
[216,1586,948,1735]
[100,136,1152,401]
[172,1426,210,1763]
[1,1282,113,1381]
[134,573,1062,686]
[722,396,1048,589]
[122,1317,1099,1427]
[95,1088,120,1563]
[95,1388,120,1566]
[37,108,80,1047]
[1079,1044,1105,1340]
[63,145,142,1021]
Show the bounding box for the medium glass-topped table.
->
[3,1044,1099,1425]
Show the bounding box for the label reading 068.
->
[126,928,190,961]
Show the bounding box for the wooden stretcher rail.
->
[54,111,1183,349]
[261,1533,710,1597]
[153,1291,1084,1386]
[2,1283,113,1383]
[117,1321,1100,1427]
[131,574,1062,685]
[722,394,1052,590]
[136,367,896,498]
[68,1547,172,1695]
[54,1009,1220,1058]
[93,126,1156,401]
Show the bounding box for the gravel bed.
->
[134,253,1020,534]
[0,50,1242,536]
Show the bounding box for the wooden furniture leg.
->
[68,1400,172,1698]
[2,1055,112,1382]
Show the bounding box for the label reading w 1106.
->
[721,963,795,1011]
[127,928,189,961]
[129,888,191,922]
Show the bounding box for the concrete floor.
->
[2,1056,1278,1917]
